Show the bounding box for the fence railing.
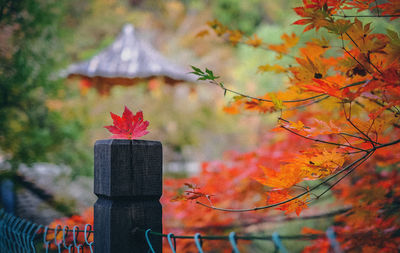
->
[0,139,342,252]
[0,207,341,253]
[0,209,94,252]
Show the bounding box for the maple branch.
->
[338,133,352,147]
[343,32,383,75]
[289,79,373,110]
[314,151,374,199]
[173,207,352,231]
[280,125,368,152]
[375,138,400,150]
[347,150,368,155]
[209,79,324,103]
[338,133,381,145]
[196,152,371,212]
[343,102,376,148]
[208,79,367,104]
[364,96,399,115]
[314,140,399,200]
[332,14,400,18]
[341,48,372,76]
[288,95,330,111]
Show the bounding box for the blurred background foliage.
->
[1,0,394,176]
[0,0,92,173]
[1,0,381,249]
[0,0,305,178]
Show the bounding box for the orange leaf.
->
[195,29,210,38]
[246,34,262,47]
[257,64,286,74]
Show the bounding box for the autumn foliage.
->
[54,0,400,252]
[169,0,400,251]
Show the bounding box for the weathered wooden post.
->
[94,139,162,252]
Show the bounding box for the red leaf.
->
[104,106,149,140]
[293,19,311,25]
[303,79,342,98]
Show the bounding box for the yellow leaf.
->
[257,64,286,74]
[207,19,227,36]
[246,34,262,47]
[223,105,240,114]
[254,165,302,189]
[295,149,346,179]
[282,32,299,48]
[289,120,305,131]
[270,93,285,110]
[228,30,242,45]
[195,29,210,38]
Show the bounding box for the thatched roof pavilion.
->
[62,24,195,94]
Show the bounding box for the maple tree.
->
[52,0,400,252]
[167,0,400,251]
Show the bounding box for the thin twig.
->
[332,14,400,18]
[343,102,376,147]
[281,125,368,152]
[209,79,367,104]
[344,32,383,75]
[170,207,352,231]
[338,133,381,145]
[315,151,374,199]
[196,152,371,212]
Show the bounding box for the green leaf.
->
[233,95,244,101]
[191,65,203,73]
[386,29,400,42]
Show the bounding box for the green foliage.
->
[0,0,91,172]
[211,0,264,34]
[190,66,220,81]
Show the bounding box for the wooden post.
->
[94,139,162,253]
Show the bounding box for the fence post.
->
[94,139,163,253]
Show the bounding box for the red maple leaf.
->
[104,106,149,140]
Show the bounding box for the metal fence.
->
[0,209,93,253]
[0,208,343,253]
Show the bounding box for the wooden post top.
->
[94,139,162,198]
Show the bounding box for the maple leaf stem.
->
[196,152,372,212]
[281,125,368,152]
